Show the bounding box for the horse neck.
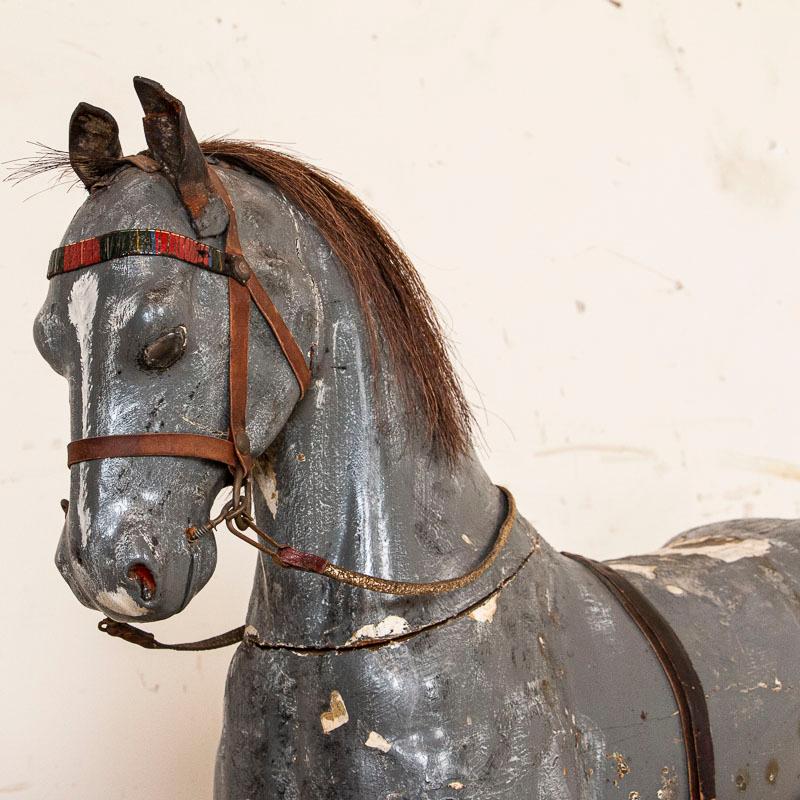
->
[243,240,507,647]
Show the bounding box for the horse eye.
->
[139,325,187,370]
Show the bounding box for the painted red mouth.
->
[128,563,157,602]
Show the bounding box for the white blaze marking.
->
[96,587,147,617]
[661,537,771,563]
[468,594,498,623]
[364,731,392,752]
[68,272,99,546]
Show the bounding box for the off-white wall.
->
[3,1,799,797]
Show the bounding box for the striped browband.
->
[47,229,232,280]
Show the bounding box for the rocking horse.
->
[31,77,800,798]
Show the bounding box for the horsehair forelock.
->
[13,140,474,460]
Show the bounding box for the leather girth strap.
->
[562,553,716,800]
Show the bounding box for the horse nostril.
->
[128,563,157,602]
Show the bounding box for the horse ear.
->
[69,102,124,191]
[132,76,228,238]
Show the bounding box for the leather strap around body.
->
[563,553,716,800]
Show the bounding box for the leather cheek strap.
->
[207,166,311,398]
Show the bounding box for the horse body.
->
[32,79,800,799]
[211,167,800,798]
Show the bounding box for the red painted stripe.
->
[63,242,79,272]
[85,237,101,265]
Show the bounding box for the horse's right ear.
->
[69,102,123,191]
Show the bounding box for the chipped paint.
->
[320,690,349,734]
[661,536,771,563]
[253,457,279,518]
[656,766,677,800]
[766,758,779,784]
[96,587,147,617]
[468,593,498,623]
[364,731,392,752]
[579,585,615,634]
[665,584,685,596]
[347,615,410,643]
[608,562,657,579]
[608,751,630,783]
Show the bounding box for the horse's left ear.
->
[69,102,124,191]
[133,76,229,238]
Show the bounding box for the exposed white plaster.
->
[364,731,392,752]
[608,562,657,579]
[320,690,349,734]
[314,377,328,410]
[253,458,279,518]
[468,594,498,623]
[660,537,771,563]
[348,615,410,643]
[96,588,147,618]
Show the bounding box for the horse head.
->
[34,78,319,621]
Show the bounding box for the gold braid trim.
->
[318,486,517,595]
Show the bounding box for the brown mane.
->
[10,140,474,459]
[200,140,473,460]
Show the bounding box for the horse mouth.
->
[128,563,157,602]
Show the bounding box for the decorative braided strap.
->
[48,229,233,280]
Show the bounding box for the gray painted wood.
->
[34,163,800,799]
